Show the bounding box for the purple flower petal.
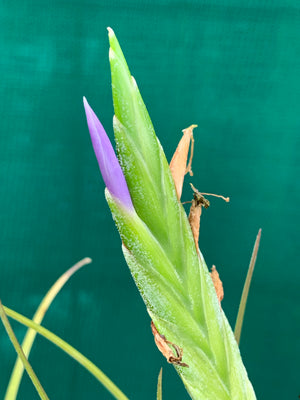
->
[83,97,133,210]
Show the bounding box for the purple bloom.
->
[83,97,133,210]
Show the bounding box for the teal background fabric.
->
[0,1,299,399]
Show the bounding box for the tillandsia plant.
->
[83,28,257,400]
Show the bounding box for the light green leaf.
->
[157,368,162,400]
[0,301,49,400]
[3,305,129,400]
[105,29,256,400]
[235,229,261,344]
[4,257,91,400]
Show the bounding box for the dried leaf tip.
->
[188,184,230,252]
[151,322,189,368]
[107,27,114,36]
[191,184,230,204]
[182,125,197,177]
[190,183,210,208]
[210,265,224,303]
[170,125,197,200]
[200,192,230,203]
[188,183,208,253]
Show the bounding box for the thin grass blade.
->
[156,368,162,400]
[3,305,129,400]
[0,301,50,400]
[234,229,262,345]
[4,257,92,400]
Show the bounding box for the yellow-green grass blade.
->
[4,257,92,400]
[3,305,129,400]
[235,229,262,345]
[0,301,50,400]
[156,368,162,400]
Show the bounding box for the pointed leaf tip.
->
[107,27,114,36]
[83,97,134,211]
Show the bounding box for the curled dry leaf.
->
[169,125,197,200]
[188,200,202,253]
[151,321,189,368]
[188,184,229,253]
[210,265,224,303]
[188,184,210,252]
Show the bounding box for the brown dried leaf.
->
[188,184,210,253]
[188,198,202,253]
[169,125,197,200]
[151,321,189,368]
[210,265,224,303]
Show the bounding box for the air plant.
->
[0,28,261,400]
[83,28,259,400]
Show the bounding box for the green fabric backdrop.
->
[0,1,299,399]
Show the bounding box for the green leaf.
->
[3,305,129,400]
[235,229,261,345]
[106,29,256,399]
[156,368,162,400]
[4,257,92,400]
[109,34,208,325]
[0,301,49,400]
[109,28,184,257]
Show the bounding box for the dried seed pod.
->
[169,125,197,200]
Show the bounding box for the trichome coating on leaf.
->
[84,28,258,400]
[151,322,189,368]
